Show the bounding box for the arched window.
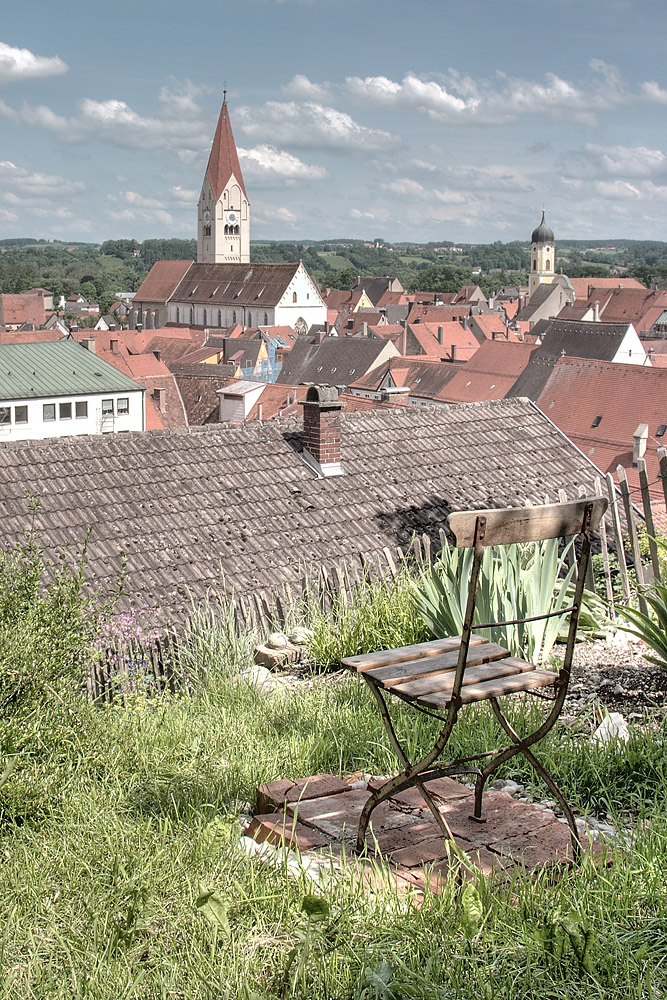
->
[545,259,551,271]
[264,313,268,325]
[190,307,194,324]
[248,312,252,327]
[176,307,180,324]
[292,292,297,303]
[224,225,229,235]
[532,260,537,271]
[203,309,207,326]
[218,310,222,327]
[233,311,236,324]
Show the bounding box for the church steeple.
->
[529,209,555,297]
[197,96,250,264]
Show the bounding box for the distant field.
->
[318,252,352,269]
[396,254,433,265]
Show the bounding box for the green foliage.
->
[412,537,581,664]
[301,566,430,669]
[614,536,667,669]
[0,519,119,790]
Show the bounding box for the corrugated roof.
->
[0,340,143,400]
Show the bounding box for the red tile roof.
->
[0,328,63,344]
[407,304,471,324]
[535,357,667,524]
[568,277,645,300]
[436,341,539,404]
[0,292,47,329]
[205,99,248,201]
[133,261,194,303]
[408,321,479,362]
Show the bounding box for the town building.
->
[0,340,144,441]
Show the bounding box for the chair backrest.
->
[447,497,607,549]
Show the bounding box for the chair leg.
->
[358,680,459,853]
[477,697,582,859]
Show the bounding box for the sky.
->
[1,0,667,245]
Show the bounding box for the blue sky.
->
[1,0,667,244]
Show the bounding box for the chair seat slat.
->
[417,668,556,708]
[361,642,509,688]
[390,655,535,699]
[343,634,487,672]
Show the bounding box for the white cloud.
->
[0,81,211,152]
[0,42,67,85]
[238,144,327,181]
[282,75,333,101]
[560,143,667,182]
[641,80,667,104]
[236,100,396,152]
[0,160,84,197]
[170,185,197,203]
[380,177,466,205]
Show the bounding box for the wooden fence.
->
[87,456,667,703]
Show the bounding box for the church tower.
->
[529,210,555,297]
[197,96,250,264]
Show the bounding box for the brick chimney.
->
[110,338,119,353]
[633,423,648,466]
[300,385,344,477]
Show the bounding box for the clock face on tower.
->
[226,211,238,224]
[203,210,211,224]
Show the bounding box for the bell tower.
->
[529,210,555,297]
[197,95,250,264]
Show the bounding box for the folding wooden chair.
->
[342,497,607,858]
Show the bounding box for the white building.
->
[132,260,326,334]
[0,340,144,442]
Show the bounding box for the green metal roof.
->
[0,340,143,401]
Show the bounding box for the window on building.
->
[218,310,222,327]
[545,259,551,271]
[248,312,252,326]
[15,405,28,424]
[0,407,10,425]
[657,424,666,438]
[532,260,537,271]
[232,311,236,324]
[75,401,88,418]
[102,399,114,416]
[59,402,72,420]
[264,313,268,325]
[292,292,297,303]
[592,415,602,428]
[176,307,180,323]
[117,397,129,415]
[43,403,56,422]
[190,307,194,324]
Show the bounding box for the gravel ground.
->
[565,636,667,722]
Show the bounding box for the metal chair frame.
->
[343,497,607,858]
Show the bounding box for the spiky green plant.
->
[412,536,579,664]
[616,582,667,670]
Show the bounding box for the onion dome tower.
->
[529,210,555,297]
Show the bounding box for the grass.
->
[1,556,667,997]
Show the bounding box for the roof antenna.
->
[223,81,227,104]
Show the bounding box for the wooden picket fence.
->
[86,451,667,704]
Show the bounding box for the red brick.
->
[245,813,330,850]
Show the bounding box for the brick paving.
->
[247,773,604,893]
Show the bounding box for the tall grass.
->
[1,541,666,998]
